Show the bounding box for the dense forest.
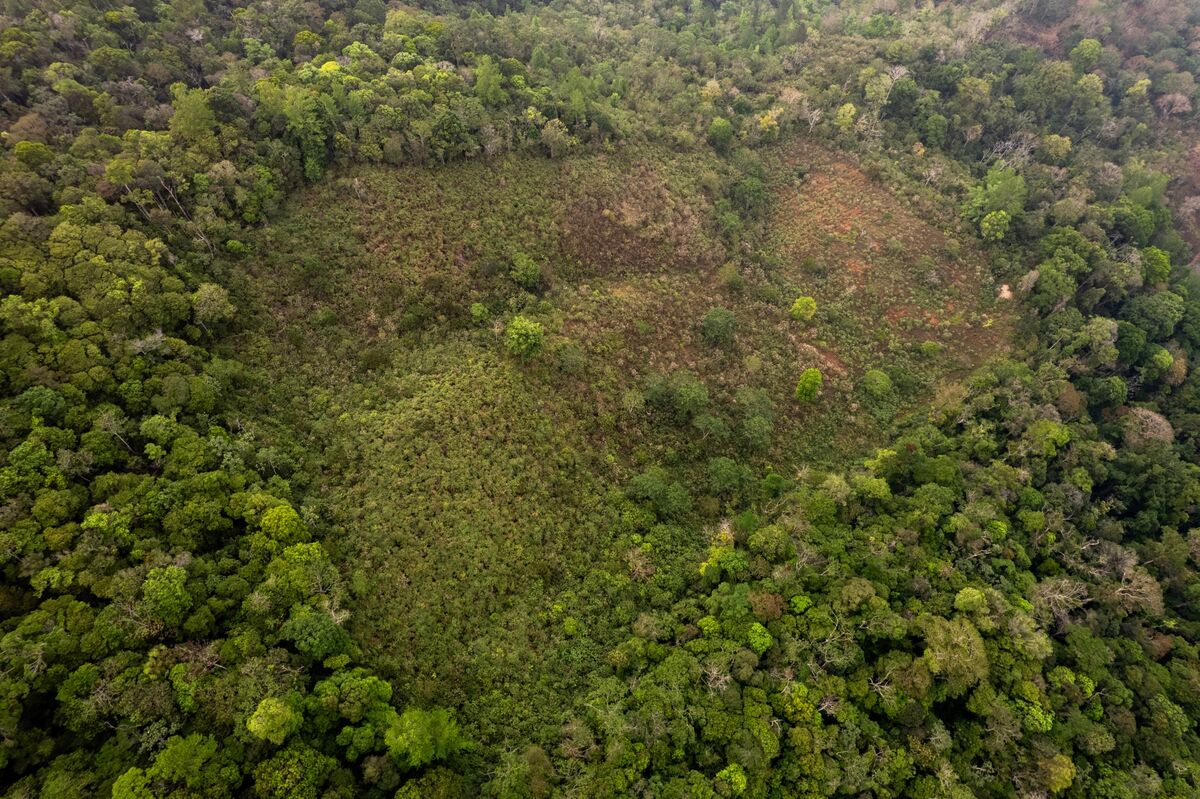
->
[3,0,1200,796]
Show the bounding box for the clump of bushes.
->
[509,251,543,290]
[701,307,737,347]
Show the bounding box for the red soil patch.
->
[815,347,848,374]
[846,258,871,278]
[559,162,719,276]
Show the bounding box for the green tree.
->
[260,504,308,547]
[1069,38,1102,73]
[142,566,192,627]
[733,176,768,217]
[1124,291,1184,340]
[475,55,509,106]
[980,210,1011,241]
[966,167,1027,229]
[628,467,693,519]
[281,605,353,663]
[169,84,216,146]
[746,622,773,654]
[795,368,823,402]
[252,745,337,799]
[146,733,240,796]
[954,587,987,613]
[921,616,988,697]
[275,84,331,180]
[385,708,468,770]
[1141,246,1170,285]
[248,696,303,745]
[1040,134,1072,162]
[646,370,710,421]
[708,117,734,151]
[539,119,575,158]
[716,763,747,796]
[834,102,858,131]
[789,296,817,322]
[706,457,753,499]
[505,316,545,359]
[192,283,235,333]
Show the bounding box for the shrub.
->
[735,386,774,419]
[693,413,731,445]
[628,467,692,519]
[740,415,773,452]
[552,340,587,376]
[733,176,768,216]
[706,457,753,499]
[800,256,825,275]
[795,368,823,402]
[647,370,710,421]
[504,316,544,359]
[701,307,737,347]
[789,296,817,322]
[621,388,645,414]
[717,262,744,292]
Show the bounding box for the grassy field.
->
[226,138,1012,751]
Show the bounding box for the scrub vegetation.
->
[3,0,1200,797]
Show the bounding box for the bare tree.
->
[1031,576,1090,627]
[798,96,824,134]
